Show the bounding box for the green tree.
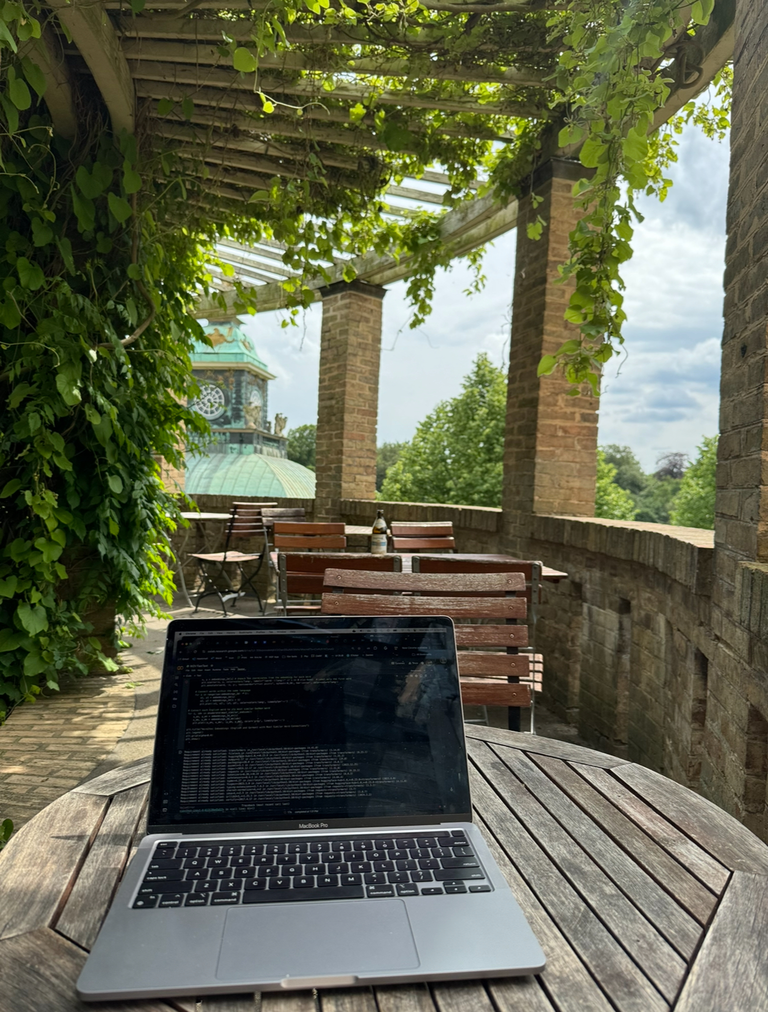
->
[595,451,638,520]
[670,436,718,529]
[601,445,647,494]
[376,442,406,492]
[380,355,506,507]
[286,424,316,471]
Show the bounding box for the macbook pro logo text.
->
[299,822,329,829]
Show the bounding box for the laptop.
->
[77,615,545,1001]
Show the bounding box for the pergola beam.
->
[126,59,542,118]
[19,26,78,139]
[117,39,551,87]
[197,190,519,315]
[49,0,135,134]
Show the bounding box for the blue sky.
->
[237,119,729,473]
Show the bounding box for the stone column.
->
[501,158,599,553]
[315,279,386,520]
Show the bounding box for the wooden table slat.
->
[468,739,678,1009]
[262,992,316,1012]
[431,981,497,1012]
[74,756,152,797]
[674,871,768,1011]
[614,764,768,875]
[0,927,176,1012]
[56,784,149,950]
[320,988,377,1012]
[487,976,562,1012]
[468,761,660,1012]
[197,995,260,1012]
[464,725,629,768]
[375,984,440,1012]
[0,792,108,942]
[529,753,717,931]
[574,764,730,893]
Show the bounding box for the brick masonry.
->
[315,280,386,520]
[502,159,599,532]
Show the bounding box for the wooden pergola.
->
[28,0,735,310]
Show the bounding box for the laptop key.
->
[211,892,240,905]
[434,869,484,881]
[133,894,159,908]
[293,877,314,888]
[318,875,339,887]
[421,888,444,895]
[341,874,362,886]
[364,873,386,885]
[396,885,419,897]
[244,879,267,890]
[158,894,184,907]
[243,886,365,903]
[145,879,193,893]
[469,885,492,893]
[411,871,433,883]
[367,886,395,898]
[149,858,182,870]
[184,893,209,906]
[269,878,291,889]
[444,885,467,895]
[441,857,480,869]
[144,870,184,882]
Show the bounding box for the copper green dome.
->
[185,453,315,498]
[193,321,274,376]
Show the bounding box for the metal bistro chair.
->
[390,522,456,553]
[320,568,531,731]
[188,502,269,615]
[278,551,402,615]
[413,554,544,732]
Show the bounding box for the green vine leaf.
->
[107,474,124,494]
[17,602,48,636]
[20,57,46,98]
[123,162,142,194]
[16,256,44,290]
[107,192,133,223]
[71,188,95,231]
[233,47,258,73]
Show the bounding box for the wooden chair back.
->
[278,552,402,614]
[412,555,543,605]
[272,521,347,551]
[224,502,270,549]
[390,522,456,553]
[320,569,531,717]
[262,507,307,523]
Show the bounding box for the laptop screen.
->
[149,617,472,833]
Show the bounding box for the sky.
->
[231,119,730,474]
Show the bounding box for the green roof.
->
[185,453,315,498]
[193,321,273,375]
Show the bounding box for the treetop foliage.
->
[380,353,506,507]
[669,436,717,529]
[286,423,317,472]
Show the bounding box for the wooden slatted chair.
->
[320,569,531,730]
[188,502,269,615]
[278,552,402,615]
[412,554,543,732]
[390,522,456,553]
[272,521,347,551]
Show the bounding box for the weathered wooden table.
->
[2,726,767,1012]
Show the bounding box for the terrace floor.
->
[0,596,585,833]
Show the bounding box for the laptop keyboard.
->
[132,830,491,908]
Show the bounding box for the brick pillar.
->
[700,0,768,833]
[717,0,768,575]
[501,158,598,553]
[315,280,386,520]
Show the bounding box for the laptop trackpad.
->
[217,900,420,983]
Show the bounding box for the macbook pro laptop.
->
[77,615,545,1001]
